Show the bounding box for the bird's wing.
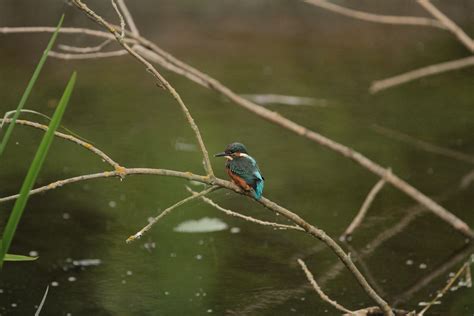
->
[229,157,263,188]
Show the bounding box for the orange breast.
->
[226,168,252,191]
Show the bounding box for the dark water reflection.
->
[1,0,473,315]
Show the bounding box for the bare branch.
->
[341,174,388,241]
[126,186,219,243]
[302,0,445,29]
[133,45,209,87]
[394,243,473,306]
[110,0,125,39]
[345,243,386,297]
[0,118,121,170]
[116,0,140,36]
[58,39,113,53]
[71,0,214,177]
[417,0,474,53]
[371,55,474,93]
[186,186,304,231]
[0,168,212,204]
[418,260,472,315]
[49,50,127,60]
[297,259,354,314]
[0,26,127,42]
[260,200,393,315]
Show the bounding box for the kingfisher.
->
[214,142,264,199]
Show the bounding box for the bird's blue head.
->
[214,142,248,158]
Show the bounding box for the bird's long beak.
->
[214,152,226,157]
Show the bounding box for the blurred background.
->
[0,0,473,315]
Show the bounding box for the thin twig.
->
[371,55,474,93]
[49,50,127,60]
[126,186,219,243]
[297,259,354,314]
[116,0,140,36]
[0,26,137,43]
[417,0,474,53]
[0,118,121,170]
[345,243,386,297]
[71,0,214,177]
[133,45,209,87]
[394,243,474,306]
[418,261,472,315]
[341,174,388,241]
[110,0,125,39]
[373,124,474,165]
[3,21,472,238]
[34,285,50,316]
[58,39,113,53]
[460,169,474,189]
[260,198,393,315]
[302,0,445,29]
[0,168,211,204]
[240,173,468,314]
[186,186,304,231]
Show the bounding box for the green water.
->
[1,1,474,315]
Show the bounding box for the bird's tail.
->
[254,180,264,200]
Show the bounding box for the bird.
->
[214,142,264,199]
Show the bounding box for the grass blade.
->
[0,71,77,267]
[0,14,64,157]
[4,253,38,261]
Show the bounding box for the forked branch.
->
[126,185,219,243]
[71,0,214,177]
[303,0,445,29]
[417,0,474,53]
